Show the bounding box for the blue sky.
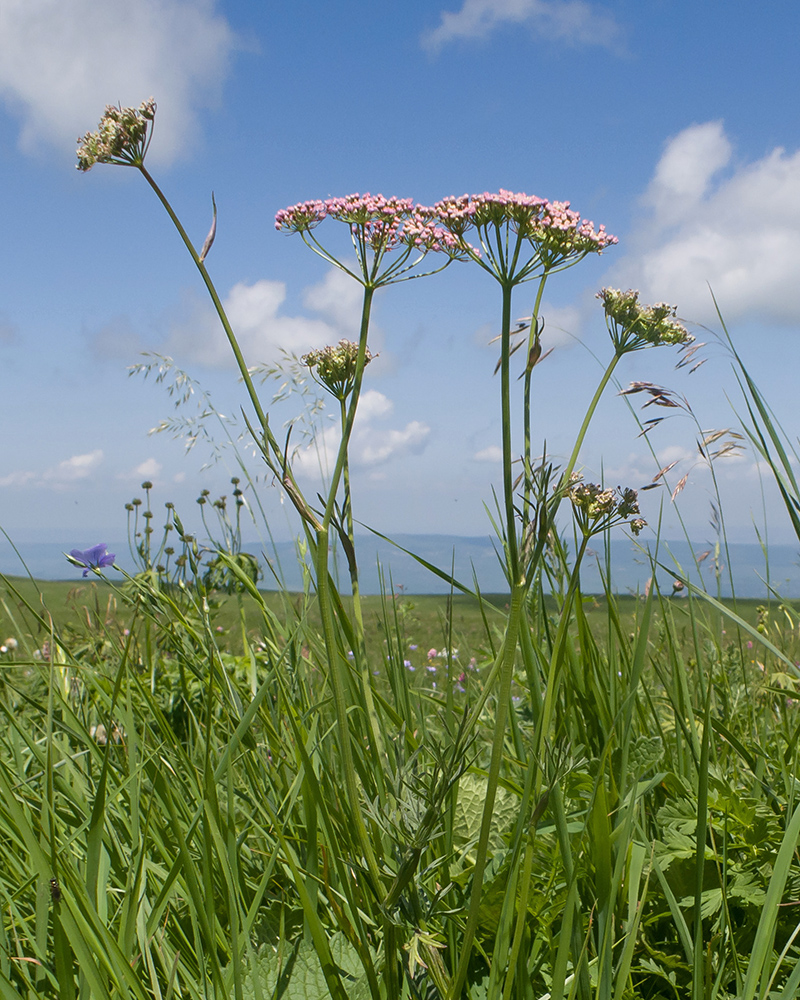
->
[1,0,800,564]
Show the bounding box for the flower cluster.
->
[276,193,461,252]
[598,288,694,352]
[415,189,617,282]
[276,192,463,285]
[302,340,373,399]
[77,98,156,171]
[568,474,646,536]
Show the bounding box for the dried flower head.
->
[302,340,373,399]
[568,477,646,536]
[418,189,617,284]
[598,288,694,353]
[77,98,156,171]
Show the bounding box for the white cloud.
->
[0,470,35,488]
[302,268,364,337]
[0,450,104,489]
[474,445,502,462]
[655,444,695,467]
[540,304,582,347]
[612,121,800,324]
[136,458,162,479]
[0,0,235,163]
[165,268,362,368]
[422,0,621,53]
[360,421,430,465]
[44,449,104,483]
[356,389,393,421]
[292,390,431,477]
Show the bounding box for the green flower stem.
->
[338,396,387,775]
[499,283,520,581]
[522,274,549,521]
[138,166,268,437]
[312,285,384,891]
[542,349,624,537]
[140,161,383,890]
[449,580,526,1000]
[138,167,321,530]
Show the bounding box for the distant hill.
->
[3,534,799,599]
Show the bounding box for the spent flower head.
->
[598,288,694,353]
[568,477,646,537]
[77,98,156,171]
[276,192,462,287]
[302,340,373,400]
[418,189,617,285]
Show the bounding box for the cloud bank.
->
[164,268,363,368]
[422,0,621,53]
[0,0,235,163]
[1,449,104,489]
[292,390,431,478]
[613,121,800,325]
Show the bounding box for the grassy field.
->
[0,574,779,666]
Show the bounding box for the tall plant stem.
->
[522,275,548,521]
[499,283,520,581]
[313,286,384,890]
[561,351,622,487]
[138,166,269,436]
[140,161,383,890]
[339,396,387,776]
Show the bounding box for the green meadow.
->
[5,101,800,1000]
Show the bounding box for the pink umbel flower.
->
[417,188,617,284]
[275,192,463,287]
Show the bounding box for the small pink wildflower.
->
[417,188,617,284]
[427,648,438,659]
[275,192,463,286]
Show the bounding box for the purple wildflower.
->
[68,544,116,577]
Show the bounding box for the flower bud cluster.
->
[302,339,373,399]
[598,288,694,351]
[568,474,647,536]
[77,98,156,171]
